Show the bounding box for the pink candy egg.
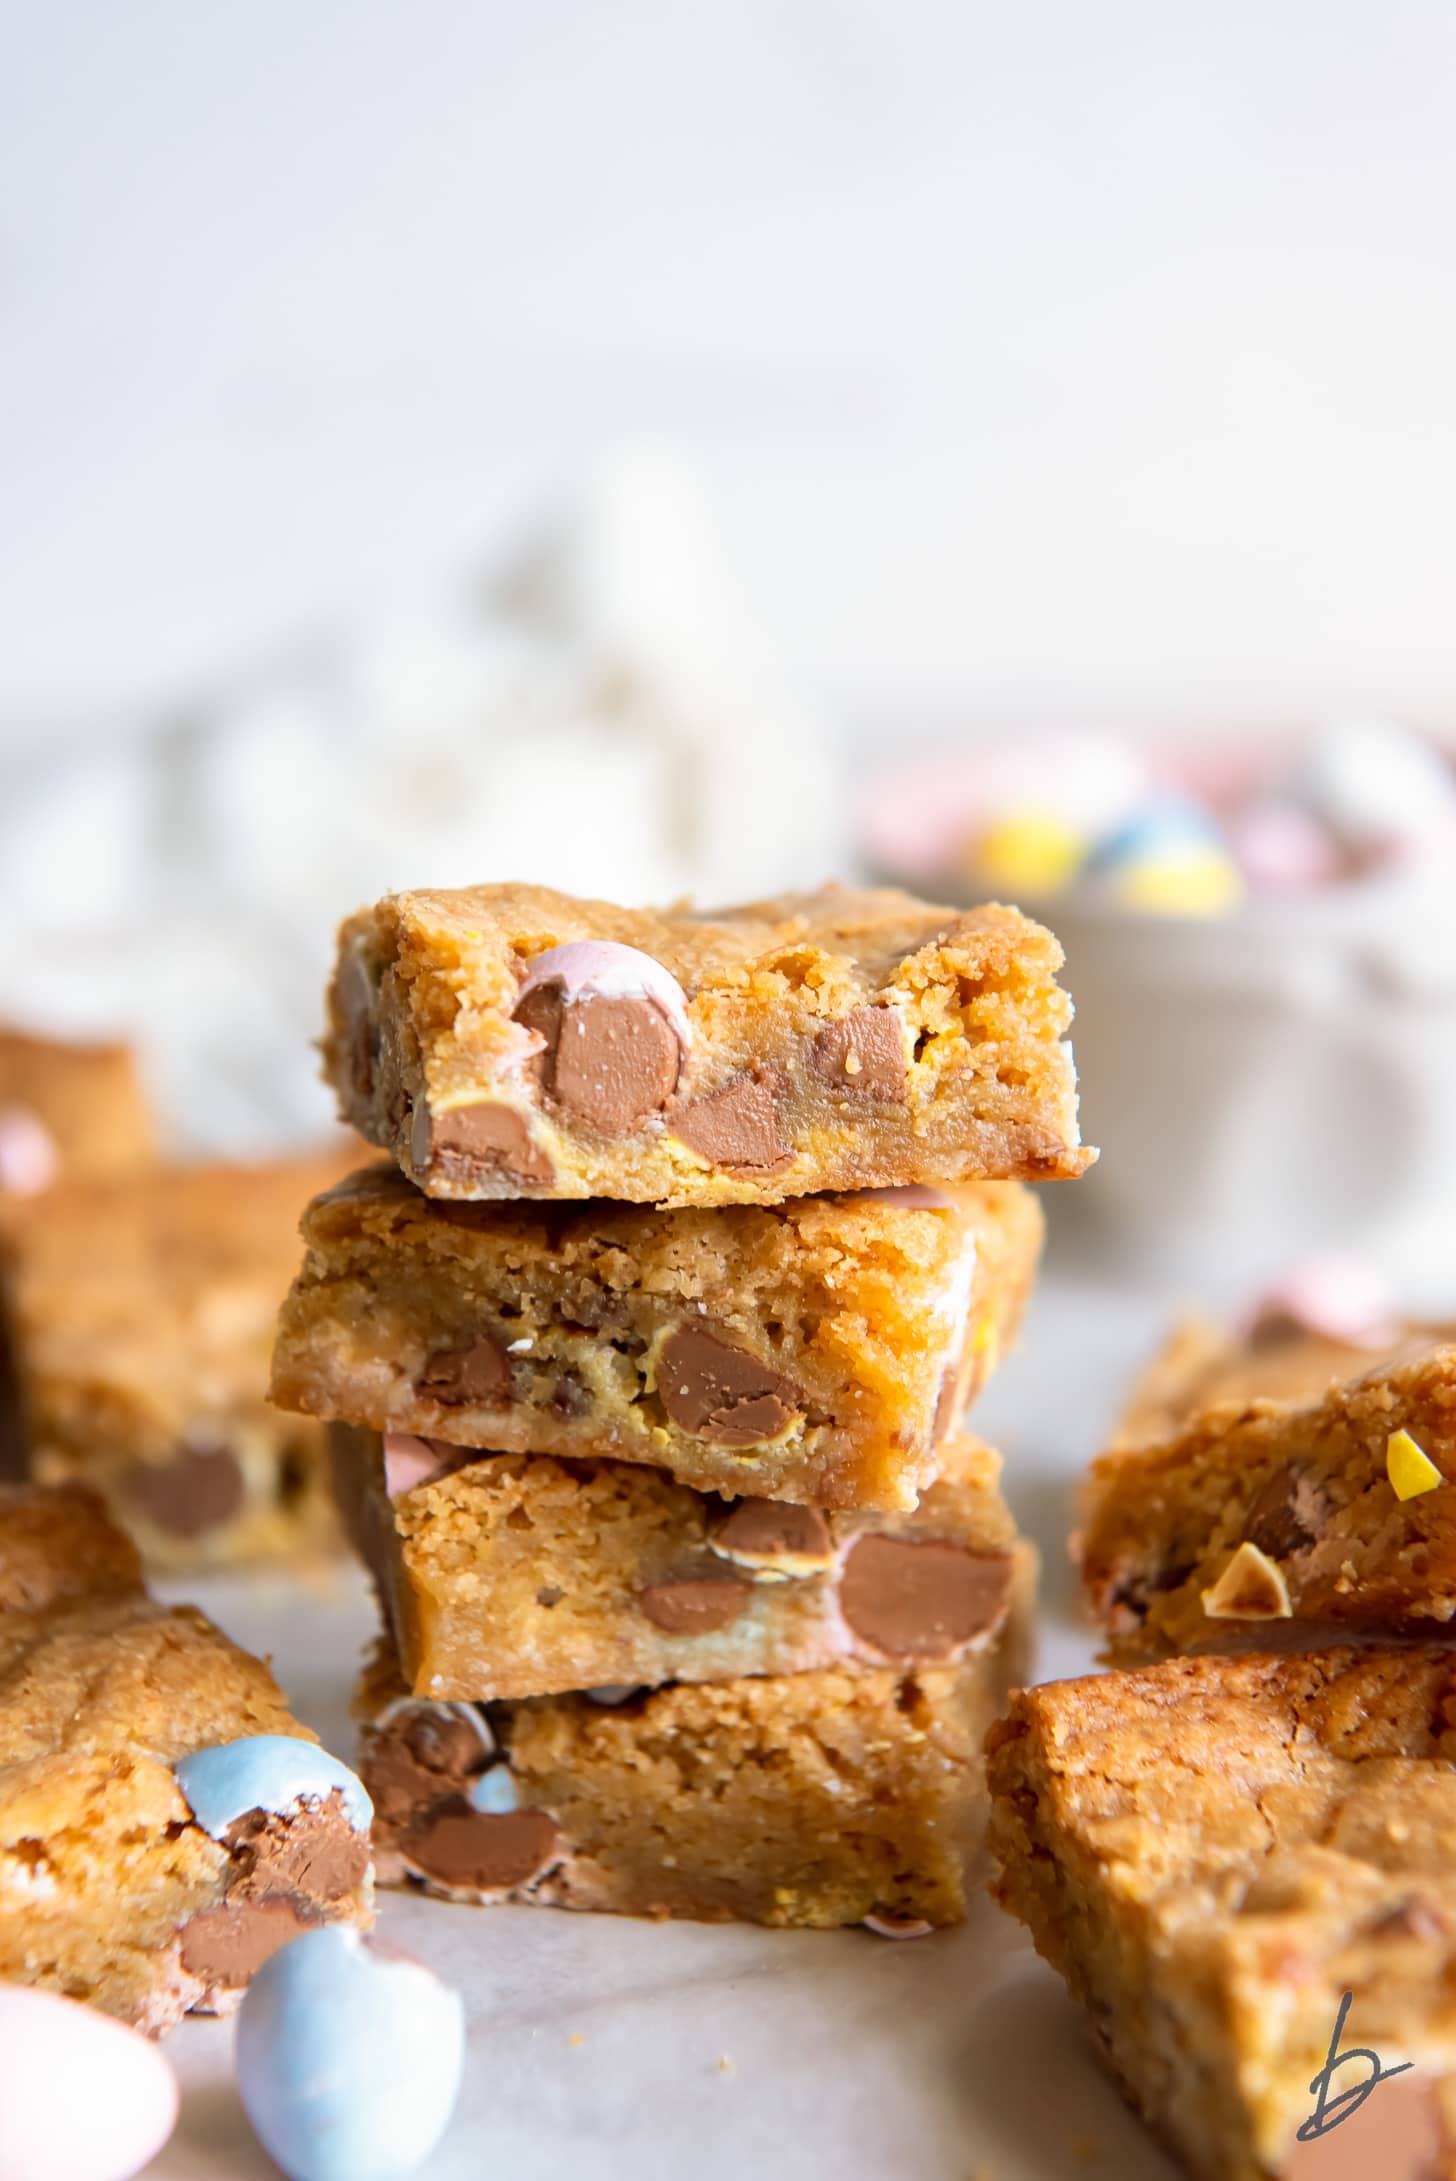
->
[0,1987,178,2181]
[1227,801,1343,894]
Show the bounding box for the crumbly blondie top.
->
[355,1556,1031,1930]
[1082,1339,1456,1661]
[274,1165,1041,1510]
[0,1486,372,2032]
[324,882,1091,1205]
[988,1649,1456,2181]
[332,1422,1022,1700]
[2,1151,357,1563]
[0,1027,153,1189]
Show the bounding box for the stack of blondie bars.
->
[989,1282,1456,2181]
[272,880,1093,1929]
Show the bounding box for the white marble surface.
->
[147,1253,1181,2180]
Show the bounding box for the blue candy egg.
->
[173,1736,372,1839]
[1089,795,1225,871]
[237,1927,465,2181]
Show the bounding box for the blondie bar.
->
[331,1422,1022,1699]
[324,882,1091,1205]
[0,1152,357,1566]
[987,1649,1456,2181]
[0,1027,153,1194]
[356,1547,1031,1929]
[1082,1336,1456,1662]
[274,1166,1041,1510]
[0,1484,372,2034]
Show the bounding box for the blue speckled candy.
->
[173,1736,372,1839]
[1089,795,1226,870]
[237,1928,465,2181]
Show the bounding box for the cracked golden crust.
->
[988,1650,1456,2181]
[323,881,1092,1204]
[273,1164,1042,1510]
[2,1152,357,1566]
[0,1485,371,2031]
[331,1423,1021,1699]
[1082,1339,1456,1662]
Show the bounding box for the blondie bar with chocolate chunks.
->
[325,881,1092,1206]
[274,1165,1041,1511]
[1082,1332,1456,1662]
[1,1152,357,1566]
[0,1026,153,1195]
[332,1421,1023,1701]
[988,1648,1456,2181]
[356,1542,1032,1931]
[0,1484,372,2033]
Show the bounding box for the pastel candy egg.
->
[966,807,1088,897]
[1091,799,1243,917]
[1227,800,1342,893]
[237,1927,465,2181]
[0,1985,178,2181]
[1294,718,1456,849]
[173,1734,372,1839]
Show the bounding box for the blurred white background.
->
[6,0,1456,737]
[5,0,1456,1238]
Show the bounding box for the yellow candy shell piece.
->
[1387,1428,1444,1501]
[971,810,1086,898]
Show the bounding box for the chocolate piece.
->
[364,1704,493,1829]
[1244,1463,1329,1561]
[124,1439,246,1540]
[839,1537,1013,1660]
[670,1071,790,1173]
[399,1798,562,1893]
[418,1101,553,1187]
[515,986,681,1137]
[637,1573,750,1634]
[178,1895,319,1988]
[656,1327,802,1448]
[1282,2068,1449,2181]
[223,1791,370,1905]
[706,1499,834,1574]
[809,1007,909,1104]
[419,1334,511,1406]
[337,950,380,1101]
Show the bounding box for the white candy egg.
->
[0,1986,178,2181]
[237,1927,464,2181]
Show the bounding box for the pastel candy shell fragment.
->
[173,1735,372,1838]
[1388,1428,1444,1502]
[1201,1541,1293,1621]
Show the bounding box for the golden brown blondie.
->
[0,1485,372,2034]
[331,1422,1022,1700]
[324,882,1091,1205]
[356,1546,1032,1930]
[0,1027,153,1194]
[1081,1334,1456,1662]
[273,1165,1041,1511]
[0,1152,357,1567]
[988,1649,1456,2181]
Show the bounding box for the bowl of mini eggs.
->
[861,719,1456,1292]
